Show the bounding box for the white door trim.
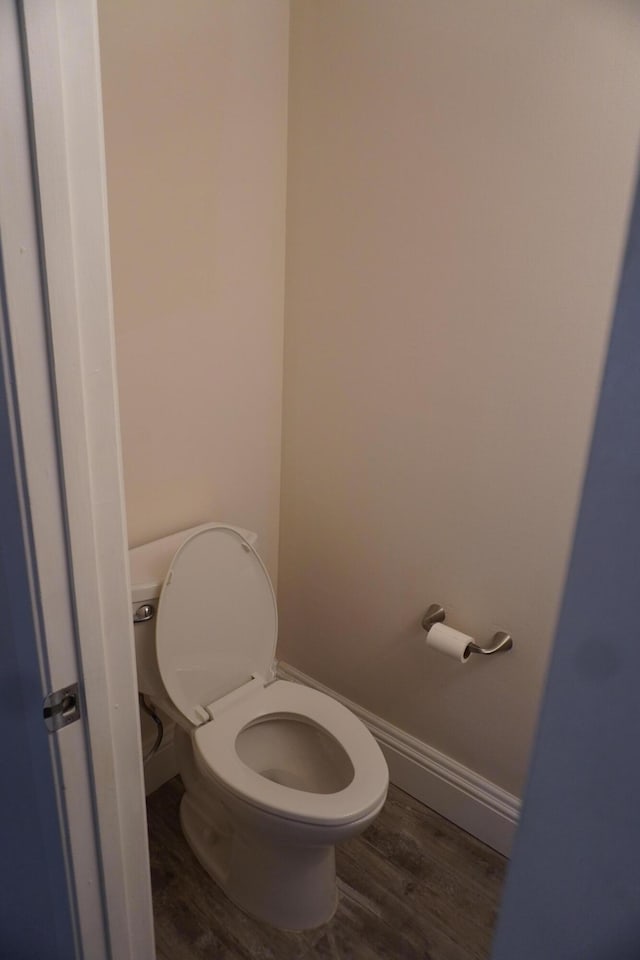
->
[0,3,103,952]
[14,2,155,956]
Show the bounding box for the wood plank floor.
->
[147,778,506,960]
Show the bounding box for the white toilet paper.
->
[426,622,472,662]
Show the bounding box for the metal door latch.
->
[43,683,81,732]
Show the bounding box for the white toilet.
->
[129,522,388,930]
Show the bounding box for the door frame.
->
[4,1,155,956]
[11,1,640,957]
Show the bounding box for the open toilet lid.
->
[155,524,277,726]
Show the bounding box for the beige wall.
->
[278,1,640,796]
[98,0,289,577]
[100,1,640,799]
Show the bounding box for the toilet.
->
[129,522,388,930]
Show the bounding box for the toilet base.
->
[180,791,338,930]
[179,792,231,890]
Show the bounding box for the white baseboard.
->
[143,720,178,796]
[277,661,520,856]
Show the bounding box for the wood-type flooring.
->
[148,777,506,960]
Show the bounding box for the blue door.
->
[0,2,81,954]
[0,345,78,956]
[492,166,640,956]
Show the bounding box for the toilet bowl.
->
[129,522,388,930]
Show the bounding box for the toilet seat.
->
[155,524,278,726]
[154,524,388,829]
[194,680,388,827]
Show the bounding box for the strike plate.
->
[43,682,81,733]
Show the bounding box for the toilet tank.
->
[129,522,258,700]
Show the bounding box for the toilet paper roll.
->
[426,622,472,662]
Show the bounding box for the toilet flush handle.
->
[133,603,155,623]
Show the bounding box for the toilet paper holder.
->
[421,604,513,656]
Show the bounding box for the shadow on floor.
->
[147,778,506,960]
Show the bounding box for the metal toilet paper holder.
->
[421,604,513,656]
